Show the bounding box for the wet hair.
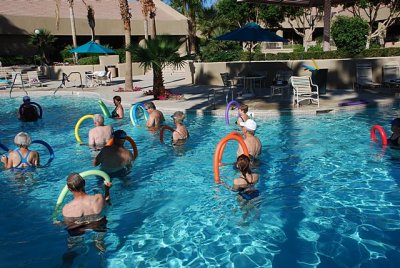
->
[236,154,251,178]
[239,104,248,113]
[14,132,32,147]
[93,114,104,125]
[145,101,156,110]
[113,96,121,102]
[67,173,85,192]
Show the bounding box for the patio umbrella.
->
[69,41,115,54]
[215,22,288,61]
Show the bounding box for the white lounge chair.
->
[27,71,43,87]
[382,63,400,87]
[354,63,382,91]
[290,76,319,108]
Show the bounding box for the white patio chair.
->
[93,71,111,86]
[27,71,43,87]
[290,76,319,108]
[354,63,382,91]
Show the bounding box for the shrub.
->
[60,45,74,63]
[0,56,35,66]
[78,56,99,65]
[331,15,369,55]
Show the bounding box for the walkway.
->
[1,73,398,117]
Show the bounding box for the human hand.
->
[104,181,112,188]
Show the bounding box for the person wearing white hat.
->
[237,119,262,160]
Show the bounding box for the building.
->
[0,0,188,59]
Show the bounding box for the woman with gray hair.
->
[1,132,40,170]
[88,114,113,148]
[171,111,189,145]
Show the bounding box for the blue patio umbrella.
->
[215,22,288,62]
[69,41,115,54]
[215,22,288,43]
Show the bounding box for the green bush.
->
[0,56,35,66]
[78,56,99,65]
[60,45,74,62]
[115,48,126,63]
[199,39,242,62]
[331,15,368,55]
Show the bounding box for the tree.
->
[344,0,400,49]
[129,36,187,99]
[169,0,205,55]
[331,15,369,54]
[140,0,156,40]
[55,0,78,63]
[82,0,96,41]
[118,0,133,91]
[283,6,323,52]
[28,29,57,65]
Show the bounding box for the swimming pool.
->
[0,95,399,267]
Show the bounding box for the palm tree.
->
[28,29,57,65]
[129,36,187,99]
[82,0,96,41]
[55,0,78,63]
[139,0,156,40]
[118,0,133,91]
[323,0,331,51]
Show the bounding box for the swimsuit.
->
[237,174,260,200]
[111,108,118,118]
[20,104,39,122]
[12,149,35,172]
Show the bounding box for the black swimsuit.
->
[237,174,260,200]
[389,134,400,146]
[111,108,118,118]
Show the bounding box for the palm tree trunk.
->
[153,67,165,99]
[150,11,156,39]
[68,2,78,63]
[323,0,331,51]
[119,0,133,91]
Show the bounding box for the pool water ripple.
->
[1,96,400,267]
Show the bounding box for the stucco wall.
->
[190,57,400,90]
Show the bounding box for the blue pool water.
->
[1,95,400,267]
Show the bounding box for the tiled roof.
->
[0,0,186,21]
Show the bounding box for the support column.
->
[323,0,331,52]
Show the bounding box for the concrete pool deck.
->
[1,73,399,117]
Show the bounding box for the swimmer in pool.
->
[18,96,40,122]
[93,129,135,178]
[111,96,124,119]
[88,114,113,149]
[62,173,111,241]
[171,111,189,145]
[1,132,40,171]
[145,101,165,130]
[237,119,262,161]
[388,118,400,146]
[222,154,260,201]
[236,104,250,126]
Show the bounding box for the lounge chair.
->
[290,76,319,108]
[93,71,111,86]
[354,63,382,91]
[27,71,43,87]
[382,63,400,88]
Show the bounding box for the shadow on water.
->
[271,111,306,267]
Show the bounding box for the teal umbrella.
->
[69,41,115,54]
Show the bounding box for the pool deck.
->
[1,73,399,117]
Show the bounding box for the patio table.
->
[233,75,265,96]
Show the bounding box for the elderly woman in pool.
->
[1,132,40,170]
[171,111,189,145]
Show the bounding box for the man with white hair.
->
[88,114,113,148]
[237,119,262,160]
[1,132,40,170]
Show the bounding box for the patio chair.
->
[93,70,111,86]
[354,63,382,91]
[290,76,319,108]
[27,71,43,87]
[382,63,400,87]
